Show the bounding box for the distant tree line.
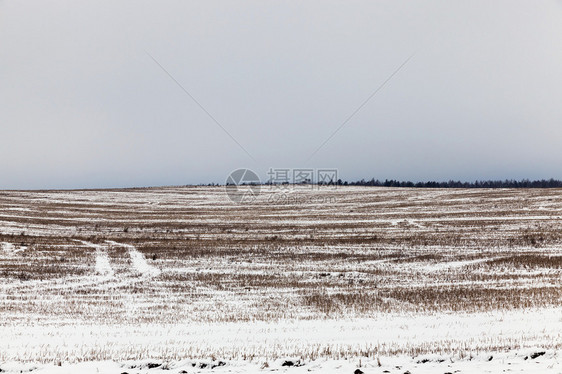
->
[326,178,562,188]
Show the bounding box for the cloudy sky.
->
[1,1,561,189]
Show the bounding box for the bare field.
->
[0,186,561,370]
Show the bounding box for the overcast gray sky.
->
[1,1,561,189]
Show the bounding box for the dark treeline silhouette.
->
[327,178,562,188]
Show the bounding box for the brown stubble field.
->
[1,186,561,328]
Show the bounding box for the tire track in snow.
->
[4,240,159,294]
[78,240,114,277]
[106,241,161,278]
[2,241,116,293]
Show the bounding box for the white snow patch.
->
[1,307,560,364]
[107,240,160,278]
[416,256,505,272]
[1,242,26,256]
[0,349,559,374]
[78,240,114,277]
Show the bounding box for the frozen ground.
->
[0,351,560,374]
[0,186,561,373]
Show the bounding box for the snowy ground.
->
[0,186,561,373]
[0,352,560,374]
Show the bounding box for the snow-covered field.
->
[0,186,561,373]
